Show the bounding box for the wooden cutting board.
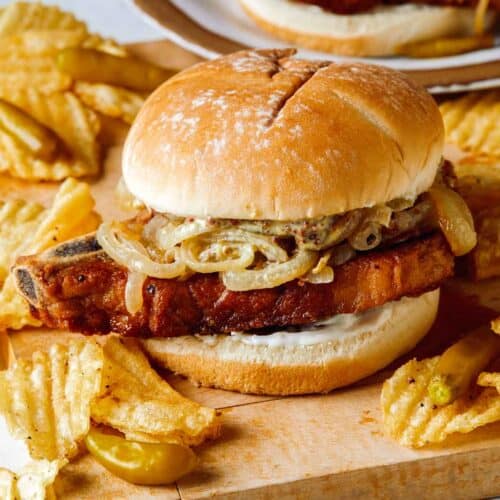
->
[2,39,500,499]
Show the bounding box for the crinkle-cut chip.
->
[0,29,126,61]
[0,2,86,35]
[0,129,98,181]
[0,54,71,94]
[0,468,15,500]
[74,82,144,124]
[0,329,15,371]
[0,340,103,461]
[82,34,128,56]
[381,357,500,447]
[0,89,100,171]
[478,372,500,392]
[91,337,220,447]
[0,459,64,500]
[0,29,88,57]
[0,200,45,283]
[468,208,500,280]
[0,179,101,329]
[440,91,500,162]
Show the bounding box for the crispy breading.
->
[14,232,453,337]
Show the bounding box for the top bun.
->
[123,49,444,220]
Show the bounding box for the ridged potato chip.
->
[0,200,45,283]
[0,2,86,35]
[0,29,88,57]
[0,54,71,95]
[74,82,144,124]
[0,459,62,500]
[440,91,500,163]
[91,337,220,447]
[0,468,15,500]
[0,89,100,179]
[381,356,500,447]
[0,340,103,461]
[468,207,500,280]
[0,130,96,181]
[0,329,15,371]
[0,179,101,329]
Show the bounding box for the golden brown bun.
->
[142,290,439,395]
[123,49,444,220]
[240,0,494,56]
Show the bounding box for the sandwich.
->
[13,49,477,395]
[239,0,498,56]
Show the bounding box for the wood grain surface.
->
[2,38,500,499]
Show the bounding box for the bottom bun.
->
[143,289,439,395]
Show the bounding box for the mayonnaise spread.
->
[229,301,395,347]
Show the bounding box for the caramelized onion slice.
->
[215,229,288,262]
[428,186,477,256]
[97,222,186,278]
[181,238,255,273]
[222,250,317,291]
[302,265,334,284]
[125,271,147,314]
[155,218,215,249]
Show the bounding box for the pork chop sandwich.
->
[240,0,498,56]
[14,49,477,395]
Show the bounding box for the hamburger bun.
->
[143,289,439,395]
[123,49,444,220]
[239,0,494,56]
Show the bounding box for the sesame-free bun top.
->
[123,49,444,220]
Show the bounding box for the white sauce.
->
[229,299,399,347]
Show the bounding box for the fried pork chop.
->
[14,232,453,338]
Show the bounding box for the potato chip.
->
[91,337,220,447]
[0,29,88,57]
[0,468,15,500]
[0,179,101,329]
[0,459,63,500]
[440,91,500,163]
[0,2,86,35]
[81,34,128,57]
[0,130,94,181]
[0,329,15,371]
[0,340,103,461]
[468,207,500,280]
[381,356,500,447]
[0,54,71,95]
[0,200,45,283]
[0,89,100,177]
[478,371,500,391]
[74,82,144,124]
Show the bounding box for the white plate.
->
[133,0,500,92]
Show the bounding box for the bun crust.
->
[124,49,443,220]
[240,0,492,56]
[143,289,439,395]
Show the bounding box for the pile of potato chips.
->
[0,336,220,497]
[440,90,500,281]
[0,1,169,182]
